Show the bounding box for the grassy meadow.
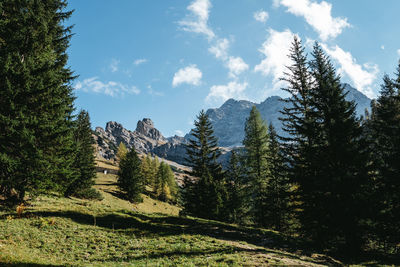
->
[0,171,392,266]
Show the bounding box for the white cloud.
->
[380,45,385,50]
[397,49,400,56]
[134,58,148,66]
[178,0,215,40]
[254,10,269,23]
[147,85,164,96]
[206,81,248,104]
[172,65,202,87]
[109,58,120,73]
[254,29,295,84]
[179,1,248,79]
[227,56,249,77]
[276,0,350,41]
[175,130,184,136]
[75,77,140,97]
[209,38,229,60]
[321,44,379,98]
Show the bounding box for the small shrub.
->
[73,188,103,200]
[16,203,26,217]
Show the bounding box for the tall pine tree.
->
[65,110,97,198]
[242,106,271,226]
[0,0,76,203]
[369,62,400,249]
[118,148,144,203]
[183,110,225,220]
[305,42,365,250]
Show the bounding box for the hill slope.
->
[0,173,344,266]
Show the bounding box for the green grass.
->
[0,173,389,266]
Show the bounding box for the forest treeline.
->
[180,38,400,255]
[0,0,398,258]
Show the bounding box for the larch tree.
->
[242,106,271,226]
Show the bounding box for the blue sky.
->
[68,0,400,137]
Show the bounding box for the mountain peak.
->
[136,118,165,141]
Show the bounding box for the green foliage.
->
[264,124,291,232]
[224,150,247,224]
[140,153,159,188]
[117,149,144,203]
[280,39,367,251]
[116,142,128,161]
[183,110,226,220]
[0,0,76,203]
[154,162,179,202]
[367,61,400,249]
[65,110,97,198]
[242,106,271,227]
[71,187,103,201]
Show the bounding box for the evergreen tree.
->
[265,123,291,232]
[242,106,271,226]
[304,42,365,250]
[140,153,153,186]
[154,162,178,202]
[117,149,144,203]
[369,62,400,248]
[225,149,246,224]
[0,0,76,203]
[183,110,225,219]
[65,110,97,198]
[116,142,128,161]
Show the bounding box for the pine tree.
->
[116,142,128,161]
[302,42,366,250]
[0,0,76,203]
[154,162,178,202]
[183,110,225,219]
[369,62,400,248]
[118,149,144,203]
[242,106,271,226]
[225,149,246,223]
[265,123,291,232]
[65,110,97,198]
[140,153,153,186]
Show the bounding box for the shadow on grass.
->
[15,210,337,266]
[0,263,62,267]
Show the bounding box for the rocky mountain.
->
[94,84,371,166]
[206,83,371,147]
[94,118,167,160]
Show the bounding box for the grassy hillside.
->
[0,173,384,266]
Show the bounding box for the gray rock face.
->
[95,119,167,159]
[207,84,371,147]
[135,118,166,142]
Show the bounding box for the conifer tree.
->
[265,123,291,232]
[65,110,97,198]
[303,42,365,250]
[118,149,144,202]
[154,162,178,202]
[225,150,246,223]
[183,110,225,219]
[140,153,153,186]
[242,106,271,226]
[0,0,76,203]
[369,62,400,248]
[116,142,128,161]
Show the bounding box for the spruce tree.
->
[183,110,225,219]
[0,0,76,203]
[225,149,246,223]
[369,62,400,248]
[65,110,97,198]
[266,123,291,232]
[303,42,365,250]
[242,106,271,226]
[118,149,144,203]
